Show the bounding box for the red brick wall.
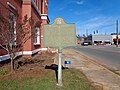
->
[31,4,41,50]
[0,0,49,57]
[22,1,32,52]
[0,0,22,56]
[40,19,48,47]
[0,0,22,19]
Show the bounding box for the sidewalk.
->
[54,48,120,90]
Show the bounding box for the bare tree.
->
[0,14,34,71]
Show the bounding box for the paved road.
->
[62,48,120,89]
[73,45,120,71]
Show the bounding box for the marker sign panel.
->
[43,17,76,48]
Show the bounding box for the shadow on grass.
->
[45,64,68,83]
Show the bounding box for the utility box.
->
[43,17,76,48]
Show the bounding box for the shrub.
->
[0,68,8,75]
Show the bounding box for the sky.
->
[48,0,120,36]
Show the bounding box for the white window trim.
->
[7,2,17,11]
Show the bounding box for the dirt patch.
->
[0,52,56,80]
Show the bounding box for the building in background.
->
[92,35,112,45]
[0,0,49,61]
[79,34,120,46]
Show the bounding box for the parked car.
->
[81,42,89,46]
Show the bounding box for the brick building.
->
[0,0,49,61]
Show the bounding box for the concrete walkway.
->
[54,48,120,90]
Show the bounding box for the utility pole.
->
[86,29,88,36]
[116,19,119,47]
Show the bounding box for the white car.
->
[82,42,89,46]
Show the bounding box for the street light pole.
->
[116,19,119,47]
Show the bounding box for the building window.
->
[34,27,40,45]
[45,0,48,7]
[9,12,16,46]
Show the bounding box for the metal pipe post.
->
[57,47,62,86]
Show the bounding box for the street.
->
[62,48,120,89]
[73,45,120,71]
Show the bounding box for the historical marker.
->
[43,17,76,86]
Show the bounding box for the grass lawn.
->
[0,69,95,90]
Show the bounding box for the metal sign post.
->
[43,17,76,86]
[57,47,62,86]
